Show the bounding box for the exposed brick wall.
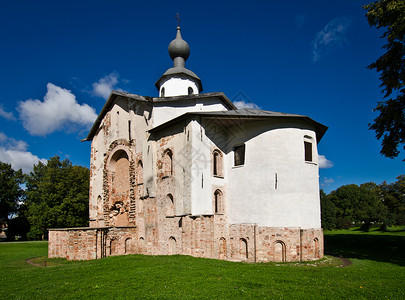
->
[49,220,323,262]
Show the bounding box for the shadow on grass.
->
[324,234,405,266]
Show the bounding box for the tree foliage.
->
[321,175,405,230]
[0,162,24,239]
[25,156,89,239]
[320,190,336,230]
[364,0,405,158]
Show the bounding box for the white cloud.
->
[18,83,97,136]
[312,17,351,62]
[233,101,261,109]
[0,104,16,120]
[0,132,46,173]
[320,177,335,189]
[318,154,334,169]
[92,72,120,99]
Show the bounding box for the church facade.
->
[49,25,327,263]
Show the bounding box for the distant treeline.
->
[321,175,405,230]
[0,156,89,241]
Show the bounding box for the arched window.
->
[212,149,223,177]
[136,160,143,184]
[274,240,286,262]
[214,189,224,214]
[161,87,165,97]
[163,149,173,177]
[240,238,248,259]
[166,193,175,216]
[188,87,193,95]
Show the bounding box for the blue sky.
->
[0,0,402,193]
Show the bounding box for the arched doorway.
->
[219,237,227,259]
[313,238,320,258]
[168,237,176,255]
[240,238,248,259]
[274,240,286,262]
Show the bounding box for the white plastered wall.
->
[159,76,199,97]
[186,118,321,228]
[152,97,228,128]
[225,121,321,229]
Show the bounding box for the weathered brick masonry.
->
[49,224,323,262]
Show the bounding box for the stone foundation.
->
[49,218,323,262]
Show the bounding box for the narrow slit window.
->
[234,144,245,166]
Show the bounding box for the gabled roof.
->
[82,91,149,142]
[149,108,328,142]
[82,91,237,142]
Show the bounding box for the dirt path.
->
[26,257,47,267]
[337,257,352,267]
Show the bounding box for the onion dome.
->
[168,26,190,68]
[155,24,203,96]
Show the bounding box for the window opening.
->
[234,144,245,166]
[304,141,312,162]
[214,189,223,214]
[188,87,193,95]
[163,149,173,176]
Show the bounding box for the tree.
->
[364,0,405,159]
[328,183,387,230]
[25,156,89,240]
[379,174,405,225]
[0,162,24,240]
[320,190,336,230]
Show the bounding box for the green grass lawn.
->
[1,229,404,299]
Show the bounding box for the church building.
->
[49,24,327,262]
